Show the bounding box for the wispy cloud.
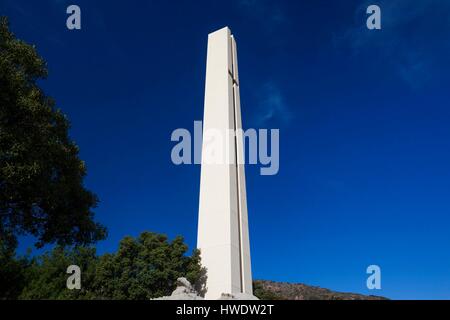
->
[254,82,292,127]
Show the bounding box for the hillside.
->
[254,280,388,300]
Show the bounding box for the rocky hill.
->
[253,280,388,300]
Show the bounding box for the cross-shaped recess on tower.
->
[228,70,239,87]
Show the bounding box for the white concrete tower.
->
[197,27,253,300]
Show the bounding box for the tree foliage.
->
[19,246,99,299]
[2,232,203,300]
[92,232,203,299]
[0,16,106,249]
[0,237,30,299]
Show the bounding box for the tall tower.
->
[197,27,253,300]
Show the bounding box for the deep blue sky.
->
[2,0,450,299]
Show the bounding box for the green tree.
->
[93,232,203,299]
[19,246,98,300]
[0,16,106,249]
[15,232,203,300]
[0,238,30,299]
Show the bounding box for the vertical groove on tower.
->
[230,36,244,293]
